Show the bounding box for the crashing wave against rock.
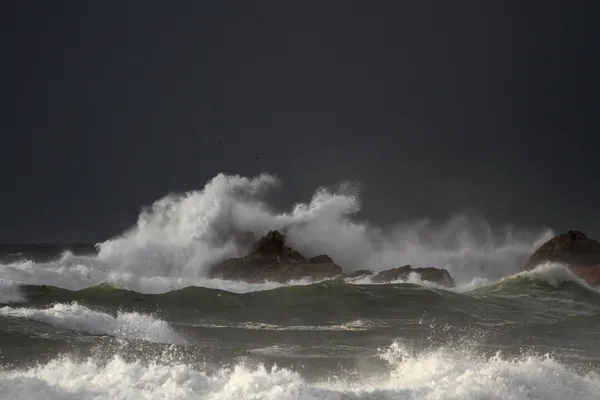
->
[525,230,600,286]
[209,230,456,287]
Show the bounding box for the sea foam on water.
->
[0,174,596,399]
[0,342,598,400]
[0,302,185,344]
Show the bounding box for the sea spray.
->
[0,302,185,344]
[0,255,315,294]
[0,342,598,400]
[0,279,24,304]
[95,173,552,287]
[1,173,553,293]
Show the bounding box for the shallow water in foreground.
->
[1,262,600,399]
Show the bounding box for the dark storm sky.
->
[1,1,599,242]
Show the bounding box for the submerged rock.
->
[525,230,600,286]
[371,265,455,287]
[209,230,342,283]
[336,270,375,280]
[334,266,455,287]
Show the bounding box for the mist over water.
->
[0,173,554,295]
[2,174,600,400]
[94,173,553,289]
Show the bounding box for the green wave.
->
[469,274,600,301]
[11,275,600,319]
[15,281,461,315]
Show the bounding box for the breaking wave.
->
[0,302,184,344]
[0,278,24,304]
[0,173,552,294]
[0,342,598,400]
[473,263,600,297]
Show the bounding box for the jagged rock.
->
[210,229,457,286]
[371,265,455,287]
[209,230,342,283]
[290,250,307,263]
[525,230,600,286]
[252,230,285,255]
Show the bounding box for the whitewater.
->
[1,344,598,400]
[1,173,599,399]
[0,173,552,296]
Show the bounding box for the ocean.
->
[0,174,599,399]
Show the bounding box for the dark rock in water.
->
[568,265,600,286]
[371,265,455,287]
[308,255,334,264]
[252,230,285,255]
[334,267,454,286]
[209,230,342,283]
[290,250,307,263]
[336,270,375,280]
[210,229,456,286]
[525,230,600,269]
[525,230,600,286]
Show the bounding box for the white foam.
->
[0,302,185,344]
[0,173,553,294]
[518,263,597,288]
[0,255,316,294]
[492,263,600,293]
[0,279,24,304]
[0,342,598,399]
[94,173,552,287]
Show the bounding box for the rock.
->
[569,265,600,286]
[252,230,285,255]
[209,230,342,283]
[308,255,334,264]
[525,230,600,269]
[525,230,600,286]
[335,270,375,280]
[290,250,307,263]
[371,265,455,287]
[209,229,457,286]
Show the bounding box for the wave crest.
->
[94,174,552,287]
[0,302,184,344]
[0,342,598,399]
[1,173,552,293]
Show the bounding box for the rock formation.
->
[336,267,455,286]
[525,230,600,286]
[371,266,455,286]
[337,270,374,280]
[209,230,342,283]
[209,230,456,287]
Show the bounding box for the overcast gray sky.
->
[1,1,599,242]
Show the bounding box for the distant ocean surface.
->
[1,174,599,399]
